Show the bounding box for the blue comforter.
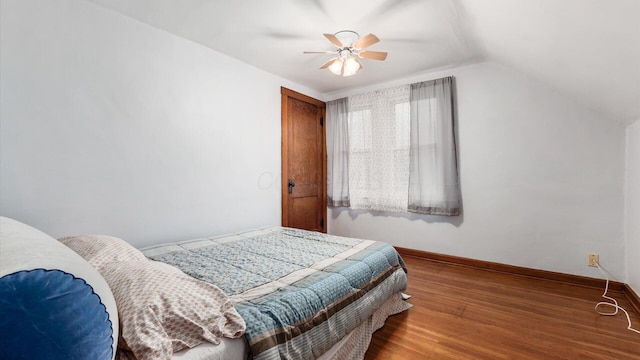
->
[145,227,408,360]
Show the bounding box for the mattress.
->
[171,338,246,360]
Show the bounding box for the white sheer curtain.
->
[326,98,350,207]
[408,77,461,215]
[348,85,411,212]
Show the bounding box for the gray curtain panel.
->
[408,77,461,216]
[326,97,350,207]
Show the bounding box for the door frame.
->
[281,87,327,232]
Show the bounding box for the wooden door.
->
[281,87,326,233]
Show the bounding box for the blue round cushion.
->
[0,269,113,360]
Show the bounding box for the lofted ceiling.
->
[84,0,640,124]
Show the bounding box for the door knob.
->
[288,179,296,194]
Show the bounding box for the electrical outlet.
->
[588,253,599,267]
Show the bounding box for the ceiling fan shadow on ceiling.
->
[304,30,388,77]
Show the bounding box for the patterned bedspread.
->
[142,227,408,360]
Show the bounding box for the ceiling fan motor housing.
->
[335,30,359,48]
[338,49,352,59]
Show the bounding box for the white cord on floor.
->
[593,261,640,334]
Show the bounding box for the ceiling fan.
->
[304,30,388,77]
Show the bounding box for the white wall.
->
[328,62,627,280]
[626,119,640,293]
[0,0,319,247]
[1,1,631,282]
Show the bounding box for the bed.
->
[141,227,411,360]
[0,218,411,360]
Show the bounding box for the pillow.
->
[0,269,113,360]
[0,217,118,360]
[99,260,246,360]
[58,234,147,270]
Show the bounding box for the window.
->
[327,77,460,216]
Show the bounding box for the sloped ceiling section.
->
[85,0,639,124]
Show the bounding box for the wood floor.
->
[365,255,640,359]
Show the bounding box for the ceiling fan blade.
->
[319,58,340,69]
[359,50,388,61]
[353,33,379,49]
[303,51,336,54]
[323,33,343,48]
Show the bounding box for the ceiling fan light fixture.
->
[328,59,344,75]
[342,57,362,77]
